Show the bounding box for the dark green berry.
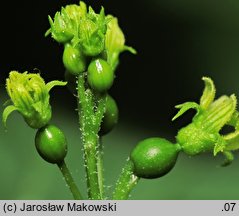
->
[130,137,181,179]
[63,43,86,75]
[87,58,114,92]
[35,124,67,164]
[100,95,119,135]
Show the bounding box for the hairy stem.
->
[97,137,104,198]
[77,74,105,199]
[57,161,83,200]
[84,137,101,199]
[112,159,140,200]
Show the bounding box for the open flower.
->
[173,77,239,165]
[3,71,66,129]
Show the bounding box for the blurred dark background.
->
[2,0,239,136]
[1,0,239,199]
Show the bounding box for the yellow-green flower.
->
[105,16,136,71]
[173,77,239,166]
[3,71,66,129]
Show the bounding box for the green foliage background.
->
[1,99,239,200]
[1,0,239,199]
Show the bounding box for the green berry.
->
[35,125,67,164]
[87,59,114,92]
[63,43,86,75]
[130,137,180,179]
[100,95,119,135]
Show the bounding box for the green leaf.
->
[172,102,200,121]
[200,77,216,109]
[46,80,67,92]
[2,105,18,129]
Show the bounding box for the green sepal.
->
[221,151,234,167]
[227,111,239,130]
[200,77,216,110]
[172,102,200,121]
[78,5,107,56]
[32,101,44,113]
[46,80,67,92]
[202,94,237,133]
[213,135,227,155]
[2,105,18,128]
[45,28,51,37]
[124,45,137,55]
[224,130,239,151]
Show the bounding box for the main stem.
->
[77,74,102,200]
[97,137,104,197]
[57,161,83,200]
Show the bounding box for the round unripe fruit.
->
[100,95,119,136]
[130,137,180,179]
[87,59,114,92]
[35,125,67,164]
[63,44,86,75]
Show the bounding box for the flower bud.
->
[78,7,107,56]
[3,71,66,129]
[47,10,75,43]
[64,2,87,23]
[46,2,87,44]
[105,16,136,71]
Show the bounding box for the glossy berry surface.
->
[87,59,114,92]
[35,124,67,164]
[100,95,118,135]
[130,137,180,179]
[63,44,86,75]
